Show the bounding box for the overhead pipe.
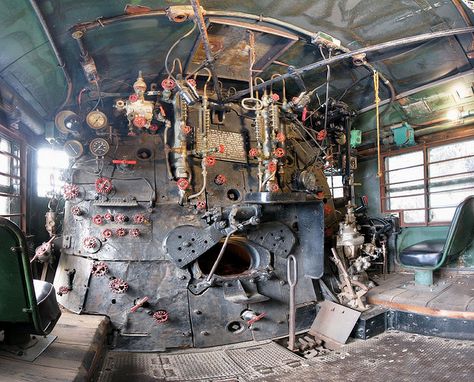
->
[225,26,474,102]
[28,0,72,113]
[189,0,223,102]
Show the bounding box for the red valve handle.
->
[205,156,216,167]
[214,174,227,185]
[133,116,147,128]
[177,178,189,190]
[153,310,169,323]
[271,93,280,102]
[113,159,137,165]
[129,94,139,102]
[276,132,286,143]
[249,148,259,157]
[131,296,149,312]
[161,78,176,90]
[274,148,286,158]
[247,312,266,326]
[268,162,277,173]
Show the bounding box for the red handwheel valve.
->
[214,174,227,186]
[153,310,169,323]
[95,178,113,194]
[274,148,286,158]
[205,156,216,167]
[177,178,189,190]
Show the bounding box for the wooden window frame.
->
[0,124,27,231]
[380,136,474,227]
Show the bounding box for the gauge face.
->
[64,140,84,159]
[89,138,110,157]
[86,110,108,130]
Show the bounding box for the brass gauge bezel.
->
[86,110,108,130]
[89,137,110,157]
[63,139,84,159]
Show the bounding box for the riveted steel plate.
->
[163,225,224,267]
[247,222,296,258]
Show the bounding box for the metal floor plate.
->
[97,332,474,382]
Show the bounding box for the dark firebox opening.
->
[198,240,253,276]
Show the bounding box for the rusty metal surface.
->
[97,331,474,382]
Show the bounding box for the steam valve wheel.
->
[248,148,259,157]
[177,178,189,190]
[102,229,113,239]
[271,93,280,102]
[276,132,286,142]
[133,116,147,128]
[269,183,280,192]
[267,162,277,173]
[129,94,139,103]
[187,78,197,87]
[214,174,227,186]
[116,228,127,237]
[217,144,225,154]
[274,148,286,158]
[205,156,216,167]
[109,278,129,294]
[317,129,327,141]
[71,206,82,216]
[93,214,104,225]
[196,200,206,210]
[95,177,113,194]
[130,228,140,237]
[104,212,114,221]
[83,236,99,249]
[153,310,169,323]
[161,78,176,90]
[63,183,80,200]
[115,213,127,223]
[91,261,109,277]
[133,213,145,224]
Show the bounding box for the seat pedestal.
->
[414,269,433,286]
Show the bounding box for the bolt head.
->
[194,310,202,315]
[200,330,209,336]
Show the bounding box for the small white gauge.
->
[89,138,110,157]
[86,110,108,130]
[64,140,84,159]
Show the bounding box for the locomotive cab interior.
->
[0,1,473,381]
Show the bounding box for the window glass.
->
[0,135,21,221]
[383,139,474,225]
[36,147,69,197]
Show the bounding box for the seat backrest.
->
[442,196,474,266]
[0,217,42,332]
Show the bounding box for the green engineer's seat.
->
[399,196,474,286]
[0,217,61,345]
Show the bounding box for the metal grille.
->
[98,332,474,382]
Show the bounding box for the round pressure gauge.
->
[86,110,108,130]
[64,140,84,159]
[89,138,110,157]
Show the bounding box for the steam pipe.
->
[28,0,73,112]
[189,0,223,102]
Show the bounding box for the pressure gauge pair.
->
[64,138,110,158]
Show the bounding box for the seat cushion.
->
[399,239,445,267]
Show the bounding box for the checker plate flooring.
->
[97,331,474,382]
